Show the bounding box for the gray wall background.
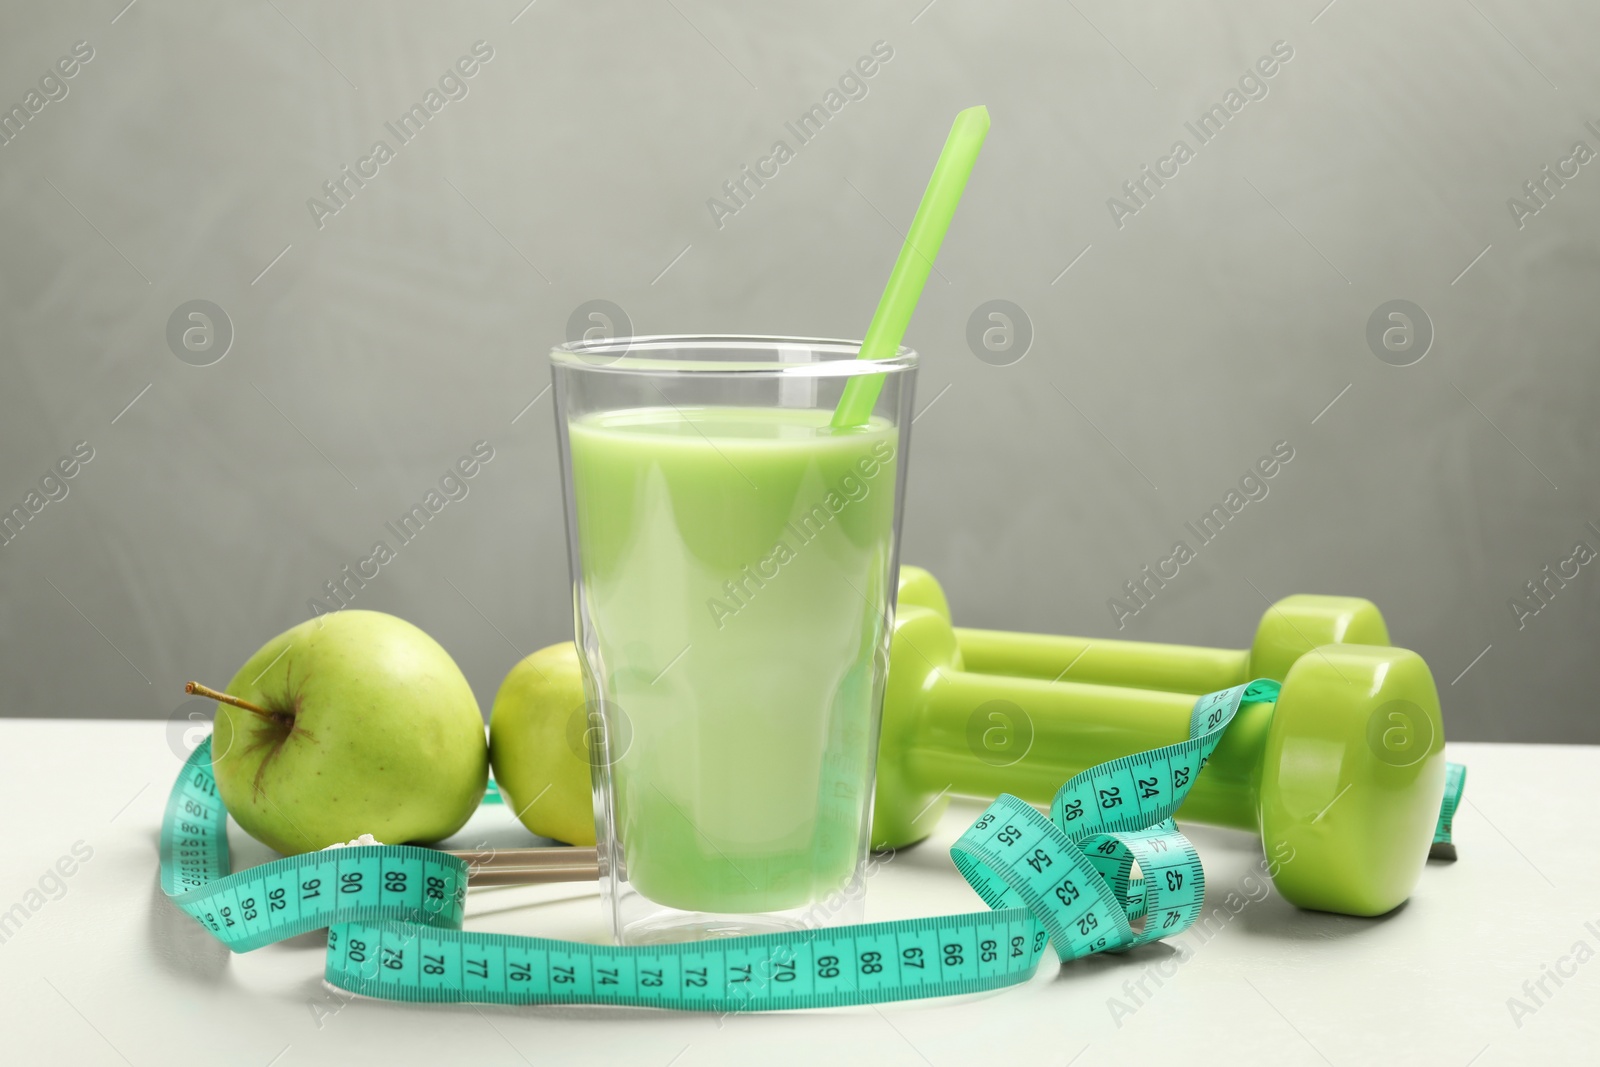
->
[1,0,1595,742]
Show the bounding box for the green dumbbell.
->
[873,604,1446,917]
[897,566,1391,693]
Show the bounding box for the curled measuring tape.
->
[159,680,1464,1010]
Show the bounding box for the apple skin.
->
[212,611,488,854]
[488,642,596,846]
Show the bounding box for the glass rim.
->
[549,334,918,376]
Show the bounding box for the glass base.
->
[620,911,810,946]
[609,876,870,945]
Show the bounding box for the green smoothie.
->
[567,405,899,914]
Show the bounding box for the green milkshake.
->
[567,405,899,914]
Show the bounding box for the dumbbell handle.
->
[956,628,1251,696]
[897,566,1388,692]
[905,667,1270,831]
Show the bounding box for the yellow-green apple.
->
[211,611,487,854]
[488,642,596,846]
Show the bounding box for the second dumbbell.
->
[898,566,1390,693]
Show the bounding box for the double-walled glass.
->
[550,336,917,944]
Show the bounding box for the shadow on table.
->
[1230,895,1410,941]
[1056,896,1409,992]
[868,837,943,872]
[288,971,716,1025]
[146,858,230,983]
[147,827,332,984]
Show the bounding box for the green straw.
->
[830,105,990,428]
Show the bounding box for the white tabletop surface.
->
[0,721,1594,1066]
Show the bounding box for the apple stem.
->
[185,681,272,718]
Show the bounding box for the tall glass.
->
[550,336,916,945]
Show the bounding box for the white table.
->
[0,722,1593,1066]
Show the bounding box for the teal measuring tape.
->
[160,679,1465,1010]
[1430,761,1466,861]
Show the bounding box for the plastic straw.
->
[830,105,990,428]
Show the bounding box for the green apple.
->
[488,642,596,846]
[212,610,488,854]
